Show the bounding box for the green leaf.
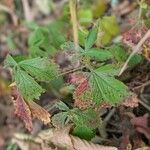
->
[30,45,56,57]
[4,55,18,68]
[128,54,143,66]
[78,9,93,25]
[61,41,83,52]
[90,70,128,104]
[73,125,95,140]
[85,27,98,50]
[48,20,66,48]
[82,48,113,61]
[52,112,69,128]
[14,67,45,100]
[28,26,57,57]
[74,108,101,129]
[78,29,88,46]
[95,64,121,76]
[109,45,128,62]
[100,16,120,36]
[19,57,58,81]
[28,27,49,47]
[97,16,120,46]
[55,101,70,111]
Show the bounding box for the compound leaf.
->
[73,125,95,140]
[83,48,113,61]
[95,64,121,76]
[90,70,128,104]
[85,27,97,50]
[14,67,45,100]
[19,57,58,81]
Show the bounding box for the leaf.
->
[128,54,143,66]
[55,101,70,111]
[85,27,98,50]
[49,126,118,150]
[28,101,50,124]
[109,45,128,62]
[52,112,68,128]
[97,16,120,45]
[28,27,57,57]
[78,9,93,25]
[11,87,33,132]
[74,79,89,97]
[95,64,121,76]
[4,54,18,68]
[11,86,50,131]
[82,48,113,61]
[89,70,128,104]
[78,29,88,46]
[74,108,101,130]
[48,20,66,48]
[101,16,120,36]
[92,1,107,18]
[73,125,95,140]
[19,57,58,81]
[61,41,84,52]
[28,27,49,47]
[13,126,118,150]
[14,67,45,100]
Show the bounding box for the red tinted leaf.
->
[73,79,92,109]
[75,79,89,97]
[122,27,150,50]
[69,72,87,85]
[74,98,92,109]
[11,86,33,132]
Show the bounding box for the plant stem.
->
[69,0,78,50]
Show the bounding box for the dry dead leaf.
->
[13,126,118,150]
[28,101,50,125]
[11,86,51,131]
[11,86,33,132]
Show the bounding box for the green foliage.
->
[61,41,83,52]
[72,108,101,140]
[82,48,113,61]
[78,9,93,25]
[28,27,56,57]
[109,44,128,62]
[85,27,98,50]
[47,20,67,48]
[128,54,143,66]
[96,16,120,46]
[89,68,128,104]
[52,102,101,140]
[14,67,45,100]
[5,55,59,101]
[5,55,18,68]
[19,57,58,81]
[72,125,95,140]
